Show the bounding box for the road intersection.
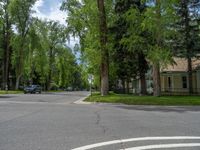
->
[0,92,200,150]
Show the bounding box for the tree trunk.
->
[47,70,52,91]
[3,38,10,90]
[2,0,11,90]
[14,37,26,90]
[152,0,161,97]
[122,79,125,94]
[97,0,109,96]
[187,57,193,94]
[126,79,130,94]
[140,73,147,95]
[138,53,147,95]
[47,48,53,91]
[182,0,193,94]
[15,74,22,90]
[153,64,161,96]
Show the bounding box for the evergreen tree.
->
[111,0,148,94]
[174,0,200,94]
[142,0,177,96]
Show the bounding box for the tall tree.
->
[9,0,36,89]
[142,0,176,96]
[61,0,114,93]
[1,0,12,90]
[152,0,162,97]
[112,0,148,94]
[45,21,67,90]
[97,0,109,96]
[174,0,200,94]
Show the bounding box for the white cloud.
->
[47,3,67,25]
[32,0,44,14]
[32,0,79,49]
[32,1,67,25]
[68,37,80,48]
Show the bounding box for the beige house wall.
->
[193,74,197,93]
[197,70,200,93]
[173,75,181,89]
[161,72,200,93]
[161,76,165,89]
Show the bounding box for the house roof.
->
[162,57,200,72]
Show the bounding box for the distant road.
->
[0,91,89,104]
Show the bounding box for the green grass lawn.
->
[85,93,200,106]
[0,90,23,94]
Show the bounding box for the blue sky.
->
[38,0,62,15]
[32,0,79,48]
[32,0,66,25]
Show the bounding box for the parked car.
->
[24,85,42,94]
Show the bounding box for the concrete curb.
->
[74,94,95,105]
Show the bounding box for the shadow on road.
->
[0,96,16,99]
[115,105,200,113]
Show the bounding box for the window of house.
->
[168,77,171,88]
[182,76,187,88]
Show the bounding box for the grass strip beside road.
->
[0,90,23,94]
[85,93,200,106]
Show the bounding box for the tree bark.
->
[126,79,130,94]
[47,48,53,91]
[122,79,125,94]
[97,0,109,96]
[153,64,161,96]
[47,70,52,91]
[140,73,147,95]
[15,74,22,90]
[2,0,11,90]
[188,57,193,94]
[182,0,193,94]
[153,0,161,97]
[138,53,147,95]
[15,40,25,90]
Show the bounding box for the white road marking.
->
[122,143,200,150]
[72,136,200,150]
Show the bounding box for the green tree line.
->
[61,0,200,96]
[1,0,200,96]
[0,0,87,91]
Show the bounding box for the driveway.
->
[0,92,200,150]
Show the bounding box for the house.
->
[161,57,200,94]
[132,57,200,95]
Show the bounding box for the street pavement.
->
[0,92,200,150]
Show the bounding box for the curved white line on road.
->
[72,136,200,150]
[122,143,200,150]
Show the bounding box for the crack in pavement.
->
[94,109,126,149]
[94,110,107,134]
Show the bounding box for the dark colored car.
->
[24,85,42,94]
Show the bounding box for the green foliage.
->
[147,45,174,69]
[9,0,36,35]
[61,0,114,88]
[173,0,200,57]
[142,0,178,67]
[0,0,87,90]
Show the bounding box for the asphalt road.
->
[0,92,200,150]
